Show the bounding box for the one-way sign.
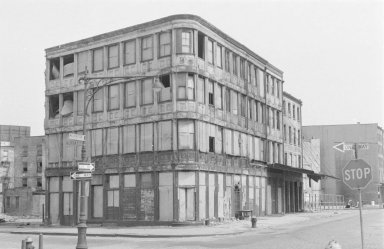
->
[78,162,95,172]
[333,142,369,153]
[70,171,92,180]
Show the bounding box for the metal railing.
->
[304,193,345,211]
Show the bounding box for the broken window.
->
[49,94,60,119]
[77,51,88,74]
[141,78,153,105]
[141,35,153,61]
[178,120,195,150]
[176,73,194,100]
[197,76,205,104]
[37,162,42,173]
[198,32,205,59]
[125,81,136,107]
[37,177,42,188]
[108,44,119,69]
[50,57,60,80]
[124,40,136,65]
[63,54,74,77]
[216,44,222,68]
[159,74,171,102]
[61,92,73,116]
[23,162,28,172]
[108,84,119,110]
[208,81,214,105]
[93,47,104,72]
[93,88,104,112]
[22,177,27,187]
[159,31,171,57]
[207,39,214,64]
[209,136,215,152]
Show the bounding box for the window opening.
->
[50,58,60,80]
[61,92,74,116]
[209,136,215,152]
[49,94,60,118]
[198,32,205,59]
[63,55,74,77]
[159,74,171,102]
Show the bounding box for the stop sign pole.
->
[341,144,372,249]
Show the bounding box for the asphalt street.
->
[1,209,383,249]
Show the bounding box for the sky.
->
[0,0,383,136]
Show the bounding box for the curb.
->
[9,230,248,238]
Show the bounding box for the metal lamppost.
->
[75,72,163,249]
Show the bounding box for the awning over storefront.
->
[268,163,339,182]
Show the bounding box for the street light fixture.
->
[75,71,163,249]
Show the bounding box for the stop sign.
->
[342,159,372,190]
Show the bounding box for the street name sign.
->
[68,133,85,141]
[342,159,372,190]
[78,162,95,172]
[70,171,92,180]
[333,142,369,153]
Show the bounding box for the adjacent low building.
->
[303,123,384,206]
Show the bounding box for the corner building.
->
[44,15,285,225]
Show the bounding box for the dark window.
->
[49,94,60,119]
[208,81,214,105]
[198,32,205,59]
[22,178,27,187]
[50,57,60,80]
[37,177,42,188]
[209,136,215,152]
[159,74,171,102]
[23,162,28,172]
[37,162,42,173]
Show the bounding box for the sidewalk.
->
[0,210,355,238]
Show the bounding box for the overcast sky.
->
[0,0,383,136]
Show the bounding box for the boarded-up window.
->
[254,137,260,161]
[63,133,75,161]
[225,89,230,112]
[106,127,118,155]
[159,31,171,57]
[197,77,205,104]
[177,73,194,100]
[124,40,136,65]
[225,50,230,72]
[231,90,238,115]
[77,91,84,115]
[108,44,119,68]
[93,48,103,72]
[91,129,103,156]
[216,44,222,68]
[198,121,208,152]
[63,193,73,215]
[107,190,119,207]
[141,173,153,188]
[124,174,136,188]
[49,177,59,192]
[93,88,103,112]
[224,129,232,155]
[141,36,153,61]
[257,68,265,98]
[260,139,265,161]
[140,123,153,152]
[207,39,214,64]
[215,126,223,154]
[232,54,238,76]
[48,134,60,163]
[108,84,119,110]
[123,125,135,153]
[77,51,88,74]
[178,120,194,149]
[214,83,222,109]
[158,121,172,151]
[141,79,153,105]
[125,81,136,107]
[240,133,247,157]
[233,131,240,156]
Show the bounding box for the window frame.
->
[107,44,119,69]
[108,84,120,111]
[141,35,154,62]
[158,31,172,58]
[92,47,104,72]
[123,39,136,65]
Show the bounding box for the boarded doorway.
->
[179,187,195,221]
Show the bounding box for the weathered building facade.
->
[44,15,291,226]
[303,123,384,206]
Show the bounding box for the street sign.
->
[78,162,95,172]
[342,159,372,190]
[70,171,92,180]
[333,142,369,153]
[68,133,85,141]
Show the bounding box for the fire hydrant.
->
[251,217,257,228]
[24,237,35,249]
[325,240,342,249]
